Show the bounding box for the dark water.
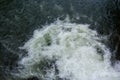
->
[0,0,120,80]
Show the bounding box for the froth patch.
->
[18,20,120,80]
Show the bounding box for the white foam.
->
[19,20,120,80]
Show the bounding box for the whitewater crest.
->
[18,20,120,80]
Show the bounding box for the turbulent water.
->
[0,0,120,80]
[16,20,120,80]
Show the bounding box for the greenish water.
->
[0,0,120,80]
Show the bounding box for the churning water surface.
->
[17,20,120,80]
[0,0,120,80]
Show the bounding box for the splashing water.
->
[18,20,120,80]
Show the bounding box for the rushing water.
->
[15,20,120,80]
[0,0,120,80]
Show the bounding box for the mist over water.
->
[0,0,120,80]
